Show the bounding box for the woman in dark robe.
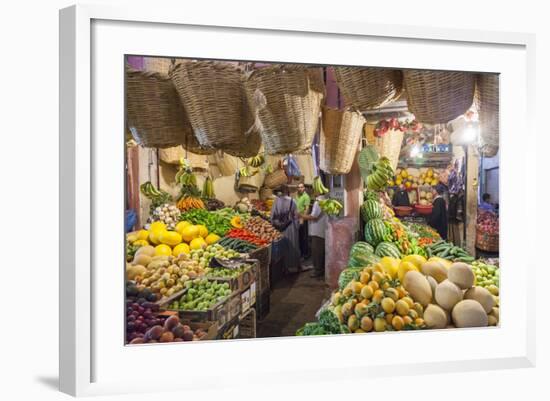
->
[428,184,448,240]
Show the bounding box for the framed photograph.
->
[60,4,535,397]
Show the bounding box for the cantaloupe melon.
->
[464,286,495,313]
[421,261,448,283]
[423,304,447,329]
[451,300,489,328]
[403,271,432,306]
[435,279,463,311]
[126,264,147,280]
[135,245,155,257]
[448,262,475,289]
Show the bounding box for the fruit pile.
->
[127,250,206,300]
[477,210,499,235]
[205,264,250,279]
[168,279,233,311]
[471,260,499,295]
[126,297,165,344]
[391,167,440,189]
[149,203,181,231]
[189,244,241,269]
[244,216,281,242]
[128,313,210,344]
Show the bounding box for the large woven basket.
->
[237,173,262,192]
[475,74,499,157]
[170,61,261,158]
[333,67,403,110]
[263,168,288,189]
[320,107,365,174]
[403,70,475,124]
[244,65,324,155]
[364,124,404,171]
[208,151,240,177]
[126,66,195,149]
[143,57,174,74]
[293,150,315,185]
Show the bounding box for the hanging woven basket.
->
[263,168,288,189]
[333,67,403,110]
[244,65,324,155]
[475,73,499,157]
[403,70,475,124]
[320,107,365,175]
[126,66,199,149]
[170,61,261,158]
[364,124,404,172]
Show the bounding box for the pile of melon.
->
[403,259,499,329]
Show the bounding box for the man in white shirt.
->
[299,195,327,278]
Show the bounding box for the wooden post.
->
[465,145,479,254]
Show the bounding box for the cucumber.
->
[439,247,451,258]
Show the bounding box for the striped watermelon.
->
[338,269,360,290]
[364,219,387,246]
[349,241,374,257]
[361,199,382,220]
[375,242,401,259]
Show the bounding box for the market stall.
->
[124,56,499,343]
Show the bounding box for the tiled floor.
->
[257,260,332,338]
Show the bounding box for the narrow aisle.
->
[257,263,332,338]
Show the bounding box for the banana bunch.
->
[175,164,197,187]
[313,176,329,195]
[366,157,394,191]
[319,198,343,216]
[140,181,173,208]
[247,154,265,168]
[202,176,215,199]
[239,166,259,177]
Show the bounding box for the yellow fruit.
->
[175,221,192,235]
[384,288,399,302]
[172,243,190,257]
[196,224,208,238]
[181,225,200,242]
[360,316,373,332]
[392,315,404,331]
[401,296,414,308]
[137,229,149,241]
[395,299,410,316]
[397,261,420,283]
[351,281,364,295]
[360,285,374,300]
[381,297,396,313]
[372,271,385,283]
[205,233,221,245]
[374,317,387,332]
[150,221,167,233]
[429,256,452,270]
[402,255,427,270]
[189,237,207,250]
[127,233,138,243]
[148,229,165,245]
[380,257,400,279]
[359,271,370,285]
[159,231,182,247]
[368,281,380,292]
[372,289,384,303]
[401,170,408,178]
[154,244,172,257]
[132,239,149,247]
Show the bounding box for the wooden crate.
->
[249,246,271,293]
[256,290,270,321]
[206,261,258,293]
[238,308,257,339]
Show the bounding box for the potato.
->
[424,304,447,329]
[435,279,463,311]
[451,300,489,328]
[448,262,475,289]
[464,286,495,313]
[403,271,432,306]
[421,261,448,283]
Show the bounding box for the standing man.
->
[428,184,448,240]
[300,193,327,278]
[296,183,311,261]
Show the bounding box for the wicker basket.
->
[364,125,404,171]
[126,66,195,149]
[208,151,240,177]
[259,187,274,201]
[244,65,324,155]
[237,173,262,192]
[170,61,262,157]
[403,70,475,124]
[293,150,315,185]
[333,67,403,110]
[143,57,174,74]
[476,74,499,157]
[263,168,287,189]
[320,107,365,174]
[476,228,499,252]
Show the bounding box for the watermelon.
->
[374,242,402,259]
[349,241,374,258]
[361,199,382,221]
[364,218,387,246]
[338,269,360,290]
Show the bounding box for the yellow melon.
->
[175,221,192,236]
[190,237,207,250]
[196,225,208,238]
[172,243,190,257]
[159,231,182,247]
[136,229,149,241]
[148,229,165,245]
[181,225,200,242]
[380,257,400,279]
[150,221,167,233]
[205,233,221,245]
[154,244,172,257]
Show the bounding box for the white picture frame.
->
[59,4,536,397]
